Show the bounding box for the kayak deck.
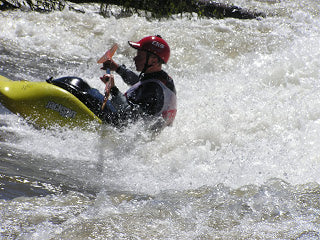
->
[0,75,102,128]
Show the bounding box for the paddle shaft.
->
[101,69,111,110]
[98,44,118,110]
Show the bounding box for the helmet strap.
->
[139,52,152,80]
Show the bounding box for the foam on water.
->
[1,0,320,191]
[1,0,320,238]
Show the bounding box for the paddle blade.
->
[97,43,118,64]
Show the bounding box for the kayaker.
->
[100,35,177,132]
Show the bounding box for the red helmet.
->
[128,35,170,64]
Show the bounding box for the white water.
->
[1,1,320,239]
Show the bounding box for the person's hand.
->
[100,58,119,72]
[100,74,115,110]
[100,74,115,88]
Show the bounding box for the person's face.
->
[133,50,147,71]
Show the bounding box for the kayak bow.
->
[0,75,102,128]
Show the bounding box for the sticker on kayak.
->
[46,101,77,118]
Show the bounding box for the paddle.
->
[97,43,118,110]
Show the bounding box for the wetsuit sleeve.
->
[109,87,129,111]
[116,64,139,86]
[106,86,140,126]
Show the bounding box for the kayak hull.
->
[0,75,102,128]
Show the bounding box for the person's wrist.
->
[116,64,125,74]
[115,64,120,72]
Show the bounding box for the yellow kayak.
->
[0,75,102,129]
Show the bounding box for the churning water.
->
[0,0,320,239]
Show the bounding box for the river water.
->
[0,0,320,239]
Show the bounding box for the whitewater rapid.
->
[0,0,320,239]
